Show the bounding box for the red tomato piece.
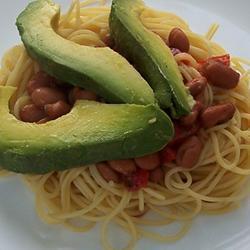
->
[125,169,149,192]
[199,54,230,67]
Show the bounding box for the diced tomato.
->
[212,54,230,66]
[199,54,230,67]
[125,169,149,192]
[160,147,176,164]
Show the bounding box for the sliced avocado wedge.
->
[16,0,155,105]
[110,0,194,116]
[0,86,173,174]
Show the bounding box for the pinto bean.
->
[202,61,240,89]
[31,87,66,108]
[103,34,114,48]
[20,104,46,123]
[149,167,164,184]
[169,123,200,147]
[176,136,203,168]
[200,103,236,128]
[108,159,136,176]
[26,71,56,95]
[69,87,97,104]
[195,92,205,104]
[169,28,190,53]
[37,117,50,124]
[180,101,203,127]
[180,111,198,127]
[97,163,120,183]
[45,101,71,119]
[135,153,160,170]
[186,77,207,97]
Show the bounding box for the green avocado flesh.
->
[0,87,173,174]
[110,0,193,116]
[16,0,155,105]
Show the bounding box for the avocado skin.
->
[110,0,193,117]
[16,0,155,106]
[0,87,173,174]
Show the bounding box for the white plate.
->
[0,1,250,250]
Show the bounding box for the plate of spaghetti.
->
[0,0,250,250]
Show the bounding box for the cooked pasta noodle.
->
[0,1,250,250]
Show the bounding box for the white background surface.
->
[0,0,250,250]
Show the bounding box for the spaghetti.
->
[0,1,250,250]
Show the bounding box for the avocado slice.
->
[16,0,155,105]
[0,86,173,174]
[110,0,194,116]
